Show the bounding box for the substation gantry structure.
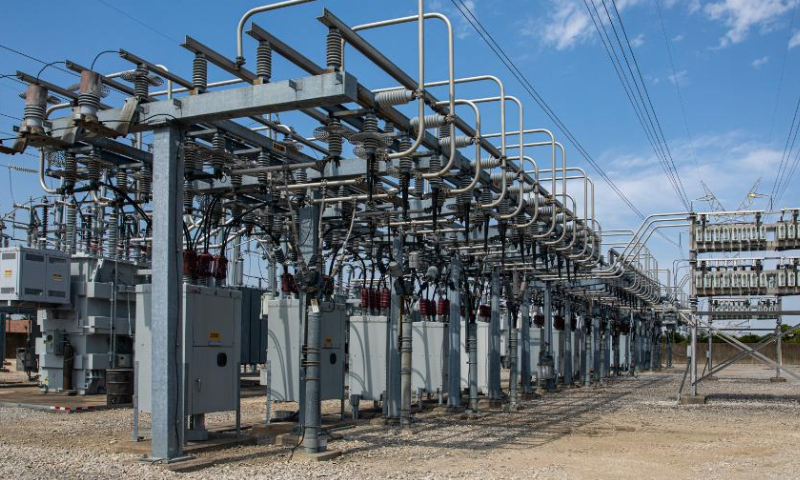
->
[683,209,800,401]
[0,0,673,462]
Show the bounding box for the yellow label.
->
[3,270,11,277]
[209,331,221,341]
[324,337,332,348]
[52,273,62,282]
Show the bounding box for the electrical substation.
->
[1,1,799,478]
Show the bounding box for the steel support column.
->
[543,282,553,364]
[297,199,323,453]
[563,300,573,385]
[592,316,600,382]
[387,236,402,419]
[581,316,590,386]
[775,317,784,380]
[0,313,5,366]
[488,267,502,399]
[150,124,184,461]
[690,317,698,397]
[520,286,532,394]
[447,255,462,408]
[666,326,673,368]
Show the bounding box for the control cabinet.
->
[0,246,70,304]
[135,284,241,415]
[349,315,447,401]
[460,320,490,394]
[263,297,346,402]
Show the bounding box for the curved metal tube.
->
[347,2,429,160]
[445,100,483,195]
[235,0,321,65]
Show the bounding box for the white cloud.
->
[431,0,479,40]
[630,33,645,47]
[592,131,784,249]
[525,0,644,50]
[751,55,770,68]
[524,0,592,50]
[672,33,685,42]
[667,69,689,85]
[790,30,800,48]
[703,0,796,48]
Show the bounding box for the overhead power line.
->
[583,0,691,211]
[0,43,78,77]
[449,0,682,248]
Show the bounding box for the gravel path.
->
[1,364,798,479]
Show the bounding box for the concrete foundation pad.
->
[112,434,257,455]
[431,405,464,414]
[275,433,301,446]
[770,377,788,383]
[291,449,342,462]
[477,398,505,409]
[163,457,215,473]
[0,387,125,412]
[679,395,707,405]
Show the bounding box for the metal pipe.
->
[236,0,321,65]
[352,11,453,162]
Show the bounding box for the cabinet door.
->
[188,346,236,414]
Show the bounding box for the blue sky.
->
[1,0,800,282]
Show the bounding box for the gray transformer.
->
[36,255,141,394]
[135,284,241,415]
[263,297,346,402]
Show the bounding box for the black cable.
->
[582,0,685,208]
[90,50,119,71]
[654,0,701,179]
[36,61,67,82]
[608,0,689,205]
[93,0,181,45]
[0,43,78,77]
[768,0,799,143]
[600,0,690,209]
[101,183,152,227]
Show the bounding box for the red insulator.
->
[479,304,491,319]
[369,288,378,310]
[533,313,545,327]
[182,250,198,277]
[554,315,565,331]
[419,298,429,316]
[213,254,228,280]
[360,288,370,308]
[281,272,296,293]
[437,298,448,316]
[379,287,391,309]
[197,252,214,279]
[570,315,578,332]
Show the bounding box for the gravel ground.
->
[1,364,799,480]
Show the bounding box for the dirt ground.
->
[1,363,799,480]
